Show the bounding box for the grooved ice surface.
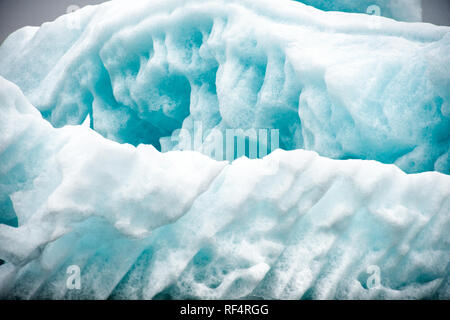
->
[0,0,449,300]
[0,0,449,173]
[0,77,449,299]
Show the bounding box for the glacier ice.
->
[295,0,423,22]
[0,75,449,299]
[0,0,449,173]
[0,0,449,300]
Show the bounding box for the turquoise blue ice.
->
[0,0,449,299]
[296,0,423,22]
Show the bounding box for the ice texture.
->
[0,0,449,173]
[296,0,423,22]
[0,0,449,300]
[0,76,449,299]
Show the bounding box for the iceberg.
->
[0,76,449,299]
[0,0,449,300]
[0,0,448,173]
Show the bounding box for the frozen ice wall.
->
[0,0,448,173]
[0,76,449,299]
[0,0,449,300]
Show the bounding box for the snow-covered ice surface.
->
[0,0,449,299]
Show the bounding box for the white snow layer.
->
[0,0,449,300]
